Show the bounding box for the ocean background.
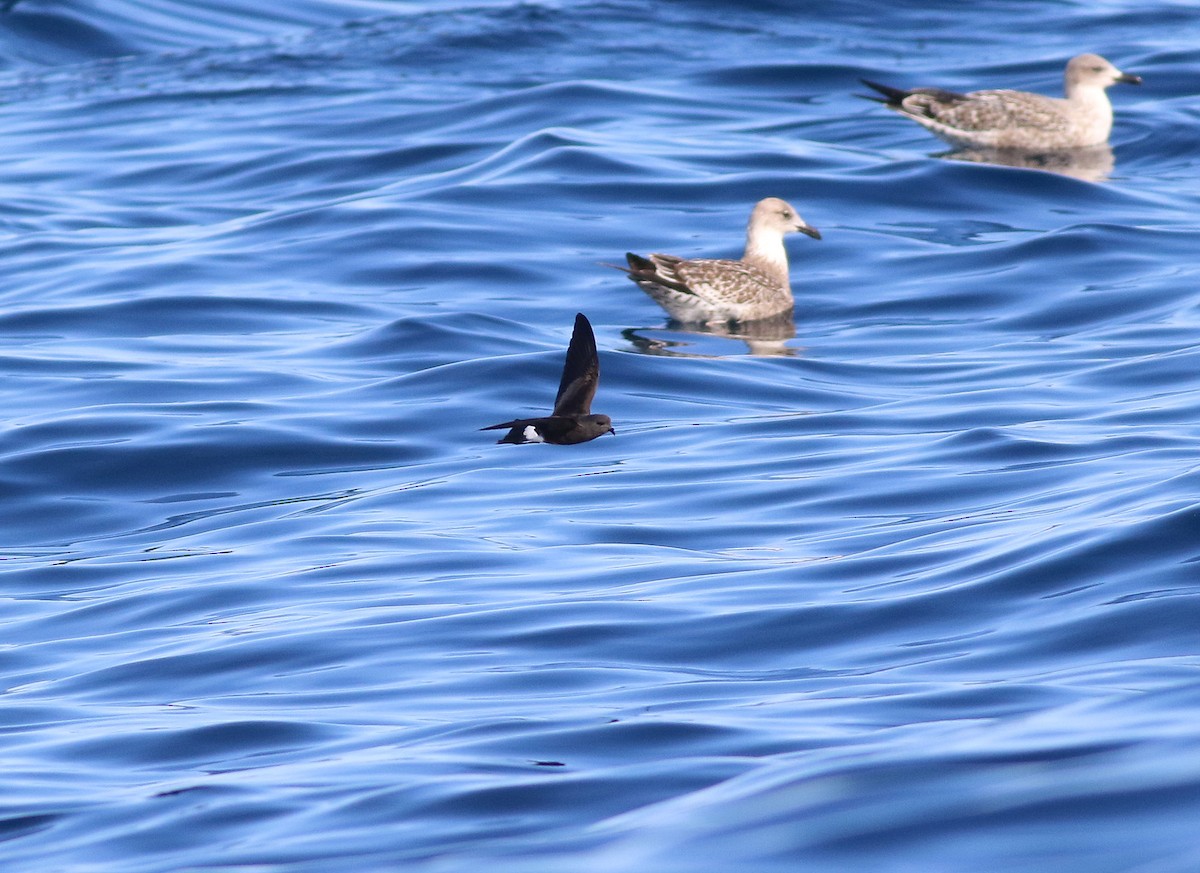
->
[1,1,1198,870]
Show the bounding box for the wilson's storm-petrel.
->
[483,312,614,445]
[616,197,820,324]
[860,54,1141,150]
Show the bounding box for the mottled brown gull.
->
[862,53,1141,150]
[615,197,821,324]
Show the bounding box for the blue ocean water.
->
[1,1,1198,870]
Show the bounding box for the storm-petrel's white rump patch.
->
[483,312,614,445]
[861,53,1141,150]
[614,197,820,324]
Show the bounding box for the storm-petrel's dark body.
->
[483,312,614,445]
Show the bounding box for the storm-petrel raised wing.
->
[483,312,615,445]
[614,197,820,324]
[860,54,1141,150]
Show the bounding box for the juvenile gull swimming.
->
[861,54,1141,150]
[616,197,820,324]
[482,312,614,445]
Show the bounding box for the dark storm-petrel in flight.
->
[483,312,615,445]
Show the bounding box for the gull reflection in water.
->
[939,143,1115,182]
[623,311,798,358]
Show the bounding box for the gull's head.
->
[750,197,821,242]
[1066,54,1142,95]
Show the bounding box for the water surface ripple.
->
[0,2,1198,871]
